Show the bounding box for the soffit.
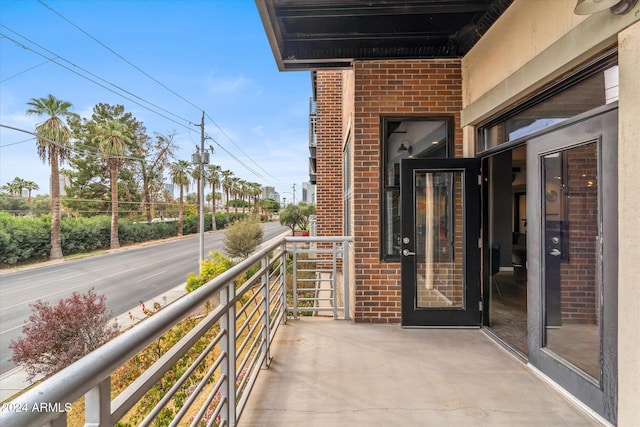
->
[256,0,514,71]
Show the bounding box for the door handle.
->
[549,248,561,257]
[402,249,415,257]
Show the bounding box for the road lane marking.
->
[135,270,167,283]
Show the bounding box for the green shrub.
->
[223,216,264,259]
[185,251,235,292]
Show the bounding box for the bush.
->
[0,212,50,265]
[10,289,120,381]
[185,251,235,292]
[223,216,264,259]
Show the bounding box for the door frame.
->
[400,158,481,327]
[526,105,618,423]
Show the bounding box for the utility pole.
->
[199,112,205,270]
[292,183,296,205]
[192,112,208,273]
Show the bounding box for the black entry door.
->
[400,159,481,327]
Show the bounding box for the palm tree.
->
[171,160,192,236]
[26,94,73,260]
[231,177,241,215]
[206,164,221,230]
[249,182,262,214]
[24,180,39,203]
[93,120,131,249]
[191,165,202,233]
[221,169,234,224]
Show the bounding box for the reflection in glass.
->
[415,171,463,308]
[478,65,617,152]
[543,142,600,382]
[487,147,528,355]
[382,119,450,258]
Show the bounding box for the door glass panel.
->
[415,171,464,308]
[487,146,528,355]
[542,141,600,382]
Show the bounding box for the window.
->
[477,51,618,152]
[381,117,452,260]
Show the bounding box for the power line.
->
[38,0,206,114]
[0,26,196,133]
[0,123,153,164]
[0,57,57,83]
[34,3,287,189]
[0,136,35,148]
[3,7,296,191]
[204,112,287,187]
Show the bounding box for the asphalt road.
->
[0,221,289,375]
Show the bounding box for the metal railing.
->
[0,234,352,427]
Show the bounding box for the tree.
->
[298,202,316,230]
[259,198,280,218]
[191,163,203,233]
[279,202,316,234]
[279,204,303,234]
[26,94,73,260]
[206,164,221,230]
[65,104,145,219]
[94,120,132,249]
[10,289,120,381]
[221,169,234,224]
[223,216,264,259]
[171,160,192,236]
[134,131,177,223]
[24,180,39,203]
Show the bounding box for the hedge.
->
[0,211,249,267]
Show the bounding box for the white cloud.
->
[205,71,251,94]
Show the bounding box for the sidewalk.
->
[0,282,187,402]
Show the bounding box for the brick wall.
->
[315,71,344,238]
[350,59,464,322]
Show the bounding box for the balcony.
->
[0,235,599,426]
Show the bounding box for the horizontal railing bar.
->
[0,232,288,427]
[236,285,264,320]
[169,345,226,426]
[137,326,225,426]
[189,375,226,427]
[0,234,355,427]
[112,303,227,420]
[236,313,263,359]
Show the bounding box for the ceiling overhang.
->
[256,0,514,71]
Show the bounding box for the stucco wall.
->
[617,20,640,427]
[463,0,587,108]
[461,0,639,128]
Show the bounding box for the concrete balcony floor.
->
[240,318,602,426]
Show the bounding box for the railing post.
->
[85,377,111,426]
[332,241,338,319]
[281,242,287,324]
[261,255,271,368]
[292,241,299,319]
[343,239,350,320]
[220,282,237,427]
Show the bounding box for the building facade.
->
[258,0,640,424]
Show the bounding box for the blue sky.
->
[0,0,312,201]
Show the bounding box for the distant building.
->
[164,183,175,199]
[301,182,315,204]
[262,186,276,200]
[51,174,70,196]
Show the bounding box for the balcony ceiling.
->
[256,0,514,71]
